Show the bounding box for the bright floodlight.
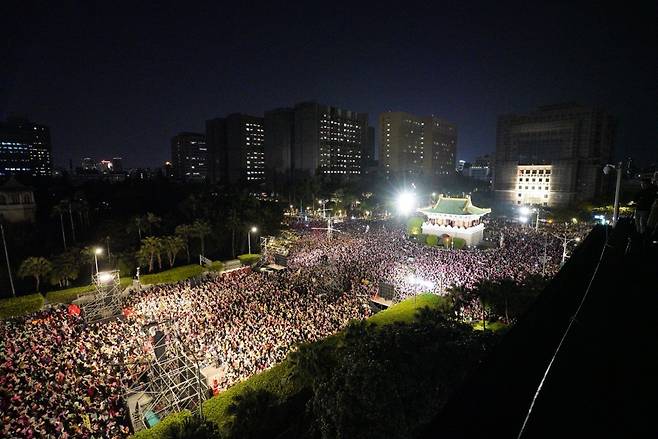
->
[519,216,529,224]
[575,237,581,242]
[407,275,435,289]
[250,226,258,233]
[519,206,531,216]
[94,247,103,255]
[97,272,113,283]
[396,191,416,215]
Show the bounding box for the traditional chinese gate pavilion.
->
[417,195,491,246]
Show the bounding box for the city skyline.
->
[2,2,656,169]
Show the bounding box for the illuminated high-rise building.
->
[493,103,615,207]
[0,116,52,177]
[170,132,207,182]
[206,114,265,184]
[379,111,457,179]
[264,102,367,178]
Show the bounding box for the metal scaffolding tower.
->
[125,326,209,433]
[81,270,123,322]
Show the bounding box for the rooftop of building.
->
[418,195,491,216]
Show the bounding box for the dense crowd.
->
[1,218,584,438]
[289,218,570,297]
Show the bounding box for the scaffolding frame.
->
[125,327,209,433]
[81,270,123,322]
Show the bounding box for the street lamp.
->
[94,247,103,274]
[603,162,622,226]
[248,226,257,254]
[520,206,541,230]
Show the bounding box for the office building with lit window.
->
[170,132,207,182]
[493,104,615,207]
[263,102,367,177]
[206,114,265,184]
[379,111,457,179]
[0,116,52,177]
[294,102,367,176]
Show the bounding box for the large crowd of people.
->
[1,217,586,438]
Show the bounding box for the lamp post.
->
[535,208,541,231]
[248,226,257,254]
[603,162,622,226]
[553,234,581,265]
[318,199,326,218]
[94,247,103,274]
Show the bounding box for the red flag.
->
[67,304,80,316]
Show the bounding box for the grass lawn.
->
[139,264,204,285]
[3,263,219,319]
[132,293,445,438]
[0,293,45,319]
[368,293,445,325]
[45,278,133,304]
[472,320,508,332]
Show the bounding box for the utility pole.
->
[542,233,547,276]
[1,223,16,297]
[603,162,623,226]
[535,209,540,231]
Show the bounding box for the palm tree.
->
[81,246,97,281]
[163,235,185,268]
[51,202,67,250]
[473,280,496,331]
[65,199,77,242]
[175,224,194,263]
[18,256,52,292]
[192,220,212,257]
[140,236,163,272]
[226,210,241,258]
[132,215,145,240]
[145,212,162,235]
[49,251,80,288]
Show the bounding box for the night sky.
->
[2,2,656,169]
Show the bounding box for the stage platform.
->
[370,296,394,308]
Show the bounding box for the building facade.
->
[494,104,615,207]
[206,114,265,184]
[464,154,492,183]
[0,177,37,223]
[380,111,457,179]
[264,102,367,178]
[171,132,207,182]
[417,195,491,246]
[363,126,376,166]
[294,102,367,176]
[0,116,52,177]
[264,108,295,178]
